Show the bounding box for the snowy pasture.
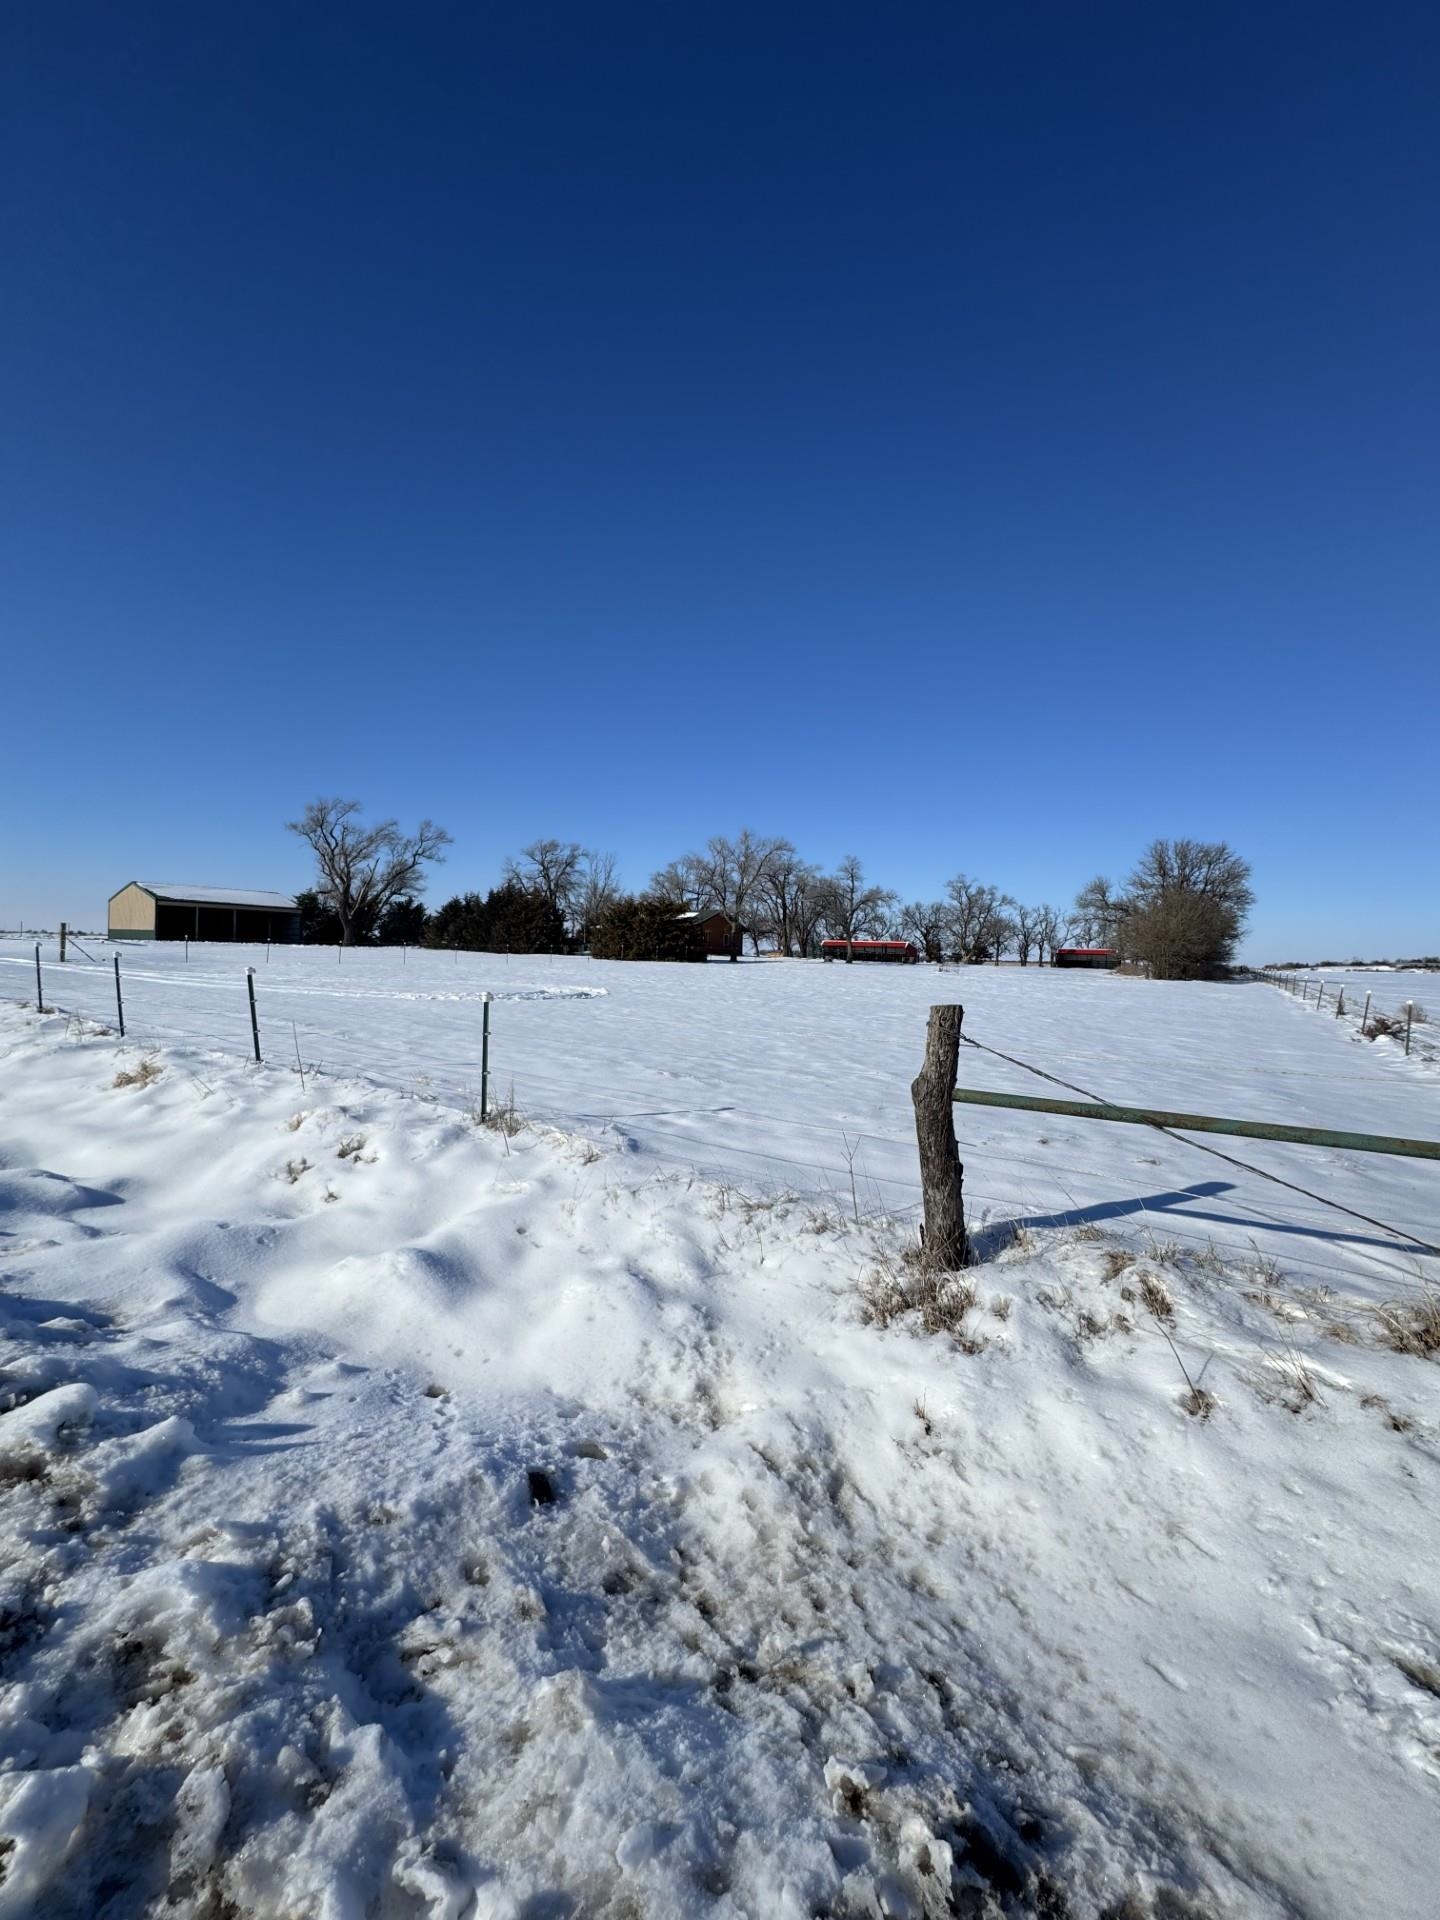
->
[0,949,1437,1919]
[1276,967,1438,1072]
[2,940,1436,1265]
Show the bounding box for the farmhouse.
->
[676,909,747,959]
[108,883,301,944]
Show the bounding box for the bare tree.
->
[1122,839,1253,978]
[649,854,711,912]
[985,895,1018,966]
[820,856,898,961]
[1126,838,1254,921]
[897,899,949,962]
[575,849,620,948]
[1034,902,1065,965]
[1012,903,1041,966]
[287,799,451,946]
[789,867,830,958]
[755,847,821,957]
[506,839,584,929]
[1071,875,1123,948]
[942,875,1012,963]
[708,830,788,956]
[1123,890,1237,980]
[657,831,787,958]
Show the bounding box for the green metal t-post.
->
[480,993,492,1122]
[246,968,261,1063]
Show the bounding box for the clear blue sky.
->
[3,3,1436,960]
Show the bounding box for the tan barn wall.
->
[108,884,156,937]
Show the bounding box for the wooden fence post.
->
[912,1004,967,1269]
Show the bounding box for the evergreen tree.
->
[425,893,489,949]
[590,895,707,962]
[423,884,567,953]
[484,880,568,954]
[296,889,346,944]
[376,896,428,944]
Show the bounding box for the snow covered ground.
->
[1,953,1437,1918]
[2,940,1436,1262]
[1273,968,1438,1073]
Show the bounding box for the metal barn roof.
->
[140,885,299,910]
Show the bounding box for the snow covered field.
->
[2,940,1436,1263]
[1,952,1437,1918]
[1276,968,1437,1072]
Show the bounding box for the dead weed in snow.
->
[476,1084,527,1139]
[859,1256,983,1345]
[112,1054,162,1089]
[1371,1289,1440,1359]
[1360,1393,1416,1434]
[1134,1272,1176,1323]
[1254,1347,1325,1414]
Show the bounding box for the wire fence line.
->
[0,948,486,1090]
[1264,967,1435,1064]
[4,943,1434,1273]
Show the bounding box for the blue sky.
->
[3,3,1436,960]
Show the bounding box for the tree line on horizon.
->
[288,801,1253,980]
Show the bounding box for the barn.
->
[676,909,747,959]
[108,883,301,944]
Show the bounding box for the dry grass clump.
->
[475,1083,526,1138]
[112,1054,162,1089]
[1187,1241,1229,1279]
[1371,1290,1440,1359]
[859,1257,981,1342]
[1181,1385,1218,1420]
[1135,1271,1176,1322]
[1254,1348,1324,1414]
[1036,1284,1132,1346]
